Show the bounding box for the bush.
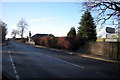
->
[34,36,85,51]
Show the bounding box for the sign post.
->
[106,27,115,33]
[105,27,118,42]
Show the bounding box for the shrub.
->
[33,36,85,51]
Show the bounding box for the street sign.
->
[106,33,118,38]
[106,27,115,33]
[105,39,118,42]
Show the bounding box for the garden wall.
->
[78,42,120,59]
[34,36,120,59]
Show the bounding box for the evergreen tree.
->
[77,11,97,41]
[67,27,76,37]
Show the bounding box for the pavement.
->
[78,54,120,64]
[26,41,120,64]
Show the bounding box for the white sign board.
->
[105,39,118,42]
[106,27,115,33]
[106,33,118,38]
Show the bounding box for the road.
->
[2,40,120,79]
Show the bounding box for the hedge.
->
[34,36,85,51]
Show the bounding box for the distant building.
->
[32,34,54,39]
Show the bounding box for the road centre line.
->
[46,54,85,69]
[8,51,20,80]
[14,70,17,74]
[46,54,105,75]
[16,75,19,79]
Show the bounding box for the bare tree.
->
[17,18,28,38]
[11,29,19,38]
[81,0,120,26]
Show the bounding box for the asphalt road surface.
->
[2,40,120,79]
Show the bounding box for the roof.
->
[32,34,54,38]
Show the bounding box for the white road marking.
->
[69,52,73,54]
[13,66,16,69]
[8,51,20,80]
[14,70,17,74]
[12,64,14,66]
[46,55,85,69]
[16,75,19,79]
